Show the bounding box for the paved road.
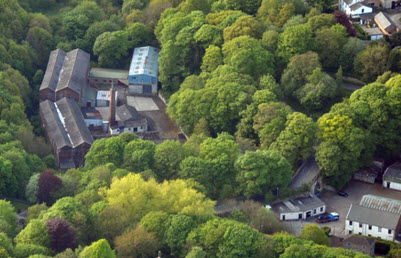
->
[290,156,320,190]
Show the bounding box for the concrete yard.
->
[127,96,159,111]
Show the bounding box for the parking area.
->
[283,180,401,236]
[320,180,401,236]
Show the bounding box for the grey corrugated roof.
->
[40,49,66,91]
[375,12,393,29]
[383,162,401,182]
[346,204,401,229]
[129,46,159,78]
[360,194,401,214]
[39,100,72,150]
[273,196,325,213]
[55,97,93,147]
[56,49,90,94]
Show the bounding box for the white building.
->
[339,0,373,18]
[272,196,326,221]
[383,162,401,191]
[346,204,400,241]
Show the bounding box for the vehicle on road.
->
[316,212,340,223]
[337,191,349,197]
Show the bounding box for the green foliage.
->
[236,150,292,197]
[222,36,275,78]
[79,239,115,258]
[97,174,214,240]
[223,16,264,41]
[166,214,197,255]
[253,102,293,148]
[355,43,390,82]
[278,24,315,63]
[270,112,316,166]
[85,137,125,169]
[315,24,347,70]
[299,224,330,246]
[114,225,160,258]
[93,31,129,68]
[15,219,50,247]
[26,173,40,203]
[0,200,17,238]
[123,139,156,172]
[186,246,206,258]
[154,140,192,180]
[0,232,13,257]
[14,244,51,258]
[201,45,223,72]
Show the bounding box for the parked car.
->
[337,191,349,197]
[316,212,340,223]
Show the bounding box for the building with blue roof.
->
[128,46,159,95]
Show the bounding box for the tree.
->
[236,150,293,197]
[333,10,356,36]
[315,25,347,70]
[97,174,214,240]
[187,218,268,258]
[278,24,315,63]
[387,46,401,73]
[186,247,206,258]
[281,51,321,97]
[296,68,339,112]
[316,114,373,188]
[259,75,282,98]
[82,19,122,52]
[261,30,279,53]
[93,31,129,68]
[300,224,330,246]
[222,36,275,78]
[270,112,316,166]
[15,219,50,247]
[46,218,77,253]
[305,0,333,11]
[0,0,30,41]
[154,140,192,180]
[62,1,105,41]
[201,45,223,72]
[123,139,155,172]
[0,232,12,257]
[40,197,90,243]
[179,0,211,13]
[166,214,197,255]
[114,225,160,258]
[221,0,262,14]
[0,200,17,238]
[79,239,115,258]
[125,22,155,49]
[139,211,172,242]
[26,27,54,67]
[85,137,125,169]
[223,15,264,41]
[339,37,366,74]
[253,102,293,148]
[355,43,390,82]
[194,24,223,47]
[13,243,51,258]
[37,171,62,205]
[26,173,40,203]
[307,13,335,32]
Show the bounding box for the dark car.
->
[337,191,349,197]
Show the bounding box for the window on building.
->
[320,207,323,212]
[389,229,392,234]
[313,209,316,214]
[349,221,353,225]
[368,225,372,230]
[359,223,362,228]
[134,127,138,132]
[349,230,352,234]
[378,227,382,232]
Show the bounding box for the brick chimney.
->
[109,82,116,125]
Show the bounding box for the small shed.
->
[383,162,401,191]
[375,12,397,35]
